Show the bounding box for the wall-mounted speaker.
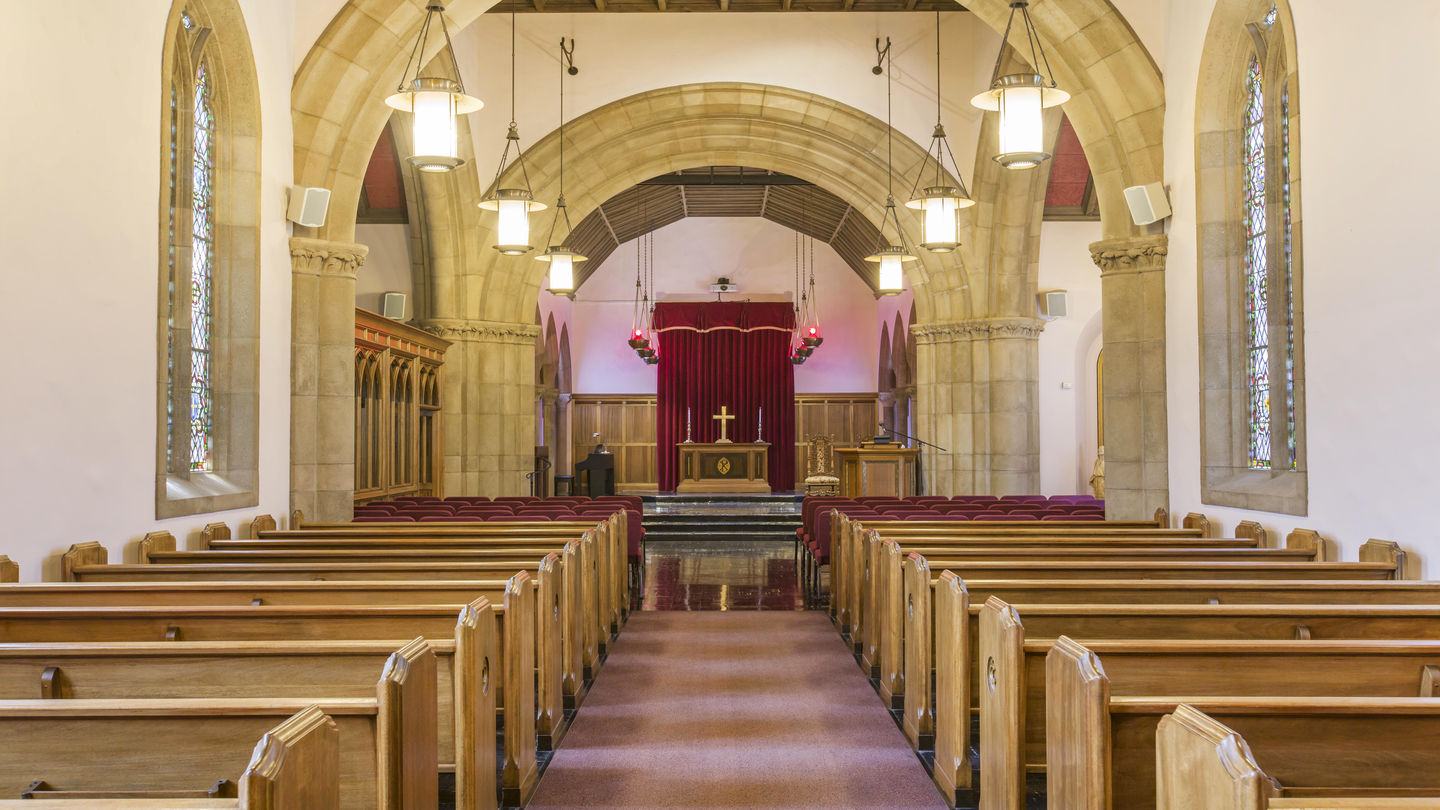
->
[1123,181,1171,226]
[1038,289,1068,319]
[381,292,407,321]
[287,186,331,228]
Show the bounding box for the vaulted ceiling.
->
[563,167,884,292]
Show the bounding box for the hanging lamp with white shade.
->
[971,0,1069,170]
[384,4,483,172]
[906,11,975,252]
[865,37,917,297]
[537,38,585,297]
[479,2,545,254]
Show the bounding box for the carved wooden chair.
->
[803,435,840,496]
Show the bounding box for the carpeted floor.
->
[527,611,948,809]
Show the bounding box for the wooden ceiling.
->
[493,0,963,12]
[566,167,884,292]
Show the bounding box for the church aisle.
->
[526,611,946,809]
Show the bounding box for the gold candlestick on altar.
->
[712,405,736,444]
[683,407,694,443]
[755,406,763,443]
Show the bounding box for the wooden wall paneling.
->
[354,309,451,504]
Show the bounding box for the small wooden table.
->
[676,443,771,493]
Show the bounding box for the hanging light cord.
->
[989,2,1057,88]
[397,6,469,95]
[490,1,534,195]
[545,39,574,248]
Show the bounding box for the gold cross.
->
[712,405,736,444]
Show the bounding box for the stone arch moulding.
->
[292,0,1164,251]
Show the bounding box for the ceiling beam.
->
[593,0,606,9]
[719,0,730,9]
[829,205,853,242]
[905,0,918,7]
[597,204,621,248]
[759,185,771,219]
[783,0,792,8]
[843,0,855,9]
[679,186,689,217]
[657,0,667,9]
[638,173,812,186]
[533,0,546,9]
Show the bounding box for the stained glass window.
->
[190,61,214,472]
[1243,55,1270,469]
[1281,79,1296,470]
[166,79,179,474]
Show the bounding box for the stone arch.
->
[292,0,1164,248]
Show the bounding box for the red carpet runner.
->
[527,611,946,809]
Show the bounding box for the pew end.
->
[289,509,305,529]
[0,557,16,584]
[453,599,499,810]
[249,515,277,538]
[200,523,232,550]
[1183,512,1213,537]
[1154,507,1170,529]
[60,543,107,582]
[1360,539,1410,580]
[1235,520,1270,548]
[1156,704,1277,810]
[1044,636,1111,810]
[979,596,1027,810]
[240,704,340,810]
[1285,529,1330,563]
[901,552,933,750]
[933,570,972,804]
[138,532,177,564]
[376,638,440,810]
[502,571,539,808]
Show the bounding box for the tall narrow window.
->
[190,61,215,472]
[156,0,261,518]
[1194,0,1306,514]
[1242,56,1270,469]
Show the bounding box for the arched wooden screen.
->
[354,308,450,502]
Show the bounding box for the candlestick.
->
[684,407,694,443]
[755,406,764,443]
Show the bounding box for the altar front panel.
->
[676,443,771,493]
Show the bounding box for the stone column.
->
[911,317,1042,496]
[1089,234,1169,520]
[289,237,368,523]
[423,318,540,497]
[556,392,573,473]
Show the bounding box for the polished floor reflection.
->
[640,540,804,611]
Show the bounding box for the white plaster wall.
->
[354,223,413,318]
[1035,221,1103,496]
[1163,0,1440,571]
[0,0,296,581]
[567,217,879,395]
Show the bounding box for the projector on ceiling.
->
[709,277,738,294]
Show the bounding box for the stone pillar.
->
[556,393,573,473]
[1089,234,1169,520]
[289,237,368,523]
[423,318,540,497]
[911,317,1043,496]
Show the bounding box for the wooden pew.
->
[0,640,437,809]
[0,597,535,806]
[859,533,1398,706]
[989,633,1440,810]
[252,512,631,630]
[1049,644,1440,809]
[0,558,15,584]
[984,605,1440,810]
[905,572,1440,757]
[827,510,1196,627]
[1157,704,1440,810]
[924,570,1418,805]
[0,704,340,809]
[0,619,497,808]
[64,541,596,703]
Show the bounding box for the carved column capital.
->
[910,316,1045,346]
[1089,233,1169,276]
[289,237,369,279]
[420,318,542,346]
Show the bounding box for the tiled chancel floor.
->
[639,540,804,611]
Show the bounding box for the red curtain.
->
[654,302,796,492]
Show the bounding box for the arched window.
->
[156,0,261,518]
[1195,0,1306,514]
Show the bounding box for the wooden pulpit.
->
[834,445,919,498]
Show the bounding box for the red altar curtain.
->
[653,301,796,492]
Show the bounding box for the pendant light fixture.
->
[907,12,975,253]
[970,0,1069,170]
[800,190,823,348]
[865,37,917,297]
[790,230,809,365]
[385,4,483,172]
[629,225,651,352]
[479,1,545,254]
[537,38,584,297]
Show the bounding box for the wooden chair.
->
[802,435,840,497]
